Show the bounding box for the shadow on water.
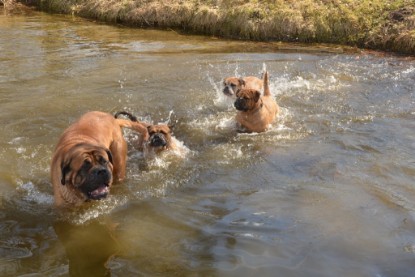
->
[53,219,119,277]
[1,9,415,277]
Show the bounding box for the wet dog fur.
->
[114,111,176,156]
[223,76,263,99]
[234,71,279,133]
[51,111,149,207]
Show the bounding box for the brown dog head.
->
[234,89,261,112]
[223,77,246,97]
[147,124,173,152]
[60,143,114,201]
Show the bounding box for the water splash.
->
[17,182,54,206]
[62,195,129,225]
[261,62,267,75]
[161,110,175,125]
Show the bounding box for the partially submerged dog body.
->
[114,111,177,157]
[223,75,263,99]
[50,111,149,207]
[234,71,279,133]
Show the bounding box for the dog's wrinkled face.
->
[223,77,245,97]
[61,144,113,201]
[147,125,172,151]
[234,89,261,112]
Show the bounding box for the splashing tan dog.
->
[146,124,176,154]
[114,111,176,156]
[223,76,263,98]
[50,111,149,207]
[234,71,279,132]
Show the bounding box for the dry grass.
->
[29,0,415,55]
[1,0,17,11]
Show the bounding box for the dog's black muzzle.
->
[150,133,167,147]
[81,166,112,200]
[234,98,248,111]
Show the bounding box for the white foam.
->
[217,146,244,164]
[170,137,191,158]
[8,137,25,145]
[144,137,191,163]
[215,116,237,132]
[65,195,128,225]
[161,110,174,125]
[207,74,233,109]
[402,66,415,75]
[17,181,54,206]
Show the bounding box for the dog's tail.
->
[115,111,150,140]
[114,111,138,122]
[260,63,267,79]
[263,71,271,96]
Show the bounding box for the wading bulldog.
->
[50,111,149,207]
[114,111,176,156]
[234,71,279,133]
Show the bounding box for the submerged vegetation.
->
[5,0,415,55]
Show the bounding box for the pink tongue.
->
[90,186,109,197]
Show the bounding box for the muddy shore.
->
[3,0,415,55]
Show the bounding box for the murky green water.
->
[1,9,415,277]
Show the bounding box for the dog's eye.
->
[98,156,108,165]
[231,84,236,87]
[82,160,92,169]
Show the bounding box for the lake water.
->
[1,9,415,277]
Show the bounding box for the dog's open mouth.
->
[88,184,109,200]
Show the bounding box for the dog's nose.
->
[223,86,234,96]
[151,134,167,147]
[97,169,107,176]
[234,99,242,109]
[93,167,109,179]
[234,98,248,111]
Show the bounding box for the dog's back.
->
[243,76,263,92]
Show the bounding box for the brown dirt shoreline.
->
[3,0,415,55]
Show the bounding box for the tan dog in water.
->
[234,71,279,132]
[223,76,263,99]
[114,111,176,156]
[50,111,149,207]
[145,124,176,154]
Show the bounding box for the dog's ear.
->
[147,125,154,135]
[106,149,113,165]
[60,161,71,186]
[238,78,246,87]
[254,90,261,102]
[168,123,175,132]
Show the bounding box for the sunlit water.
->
[1,9,415,277]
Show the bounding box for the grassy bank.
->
[11,0,415,55]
